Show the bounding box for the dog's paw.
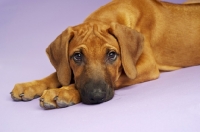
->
[39,85,80,109]
[10,81,46,101]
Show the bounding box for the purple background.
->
[1,0,200,132]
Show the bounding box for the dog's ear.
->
[46,27,74,86]
[108,23,144,79]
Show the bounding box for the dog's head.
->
[46,22,144,104]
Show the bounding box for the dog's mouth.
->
[76,81,114,104]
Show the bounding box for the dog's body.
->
[11,0,200,109]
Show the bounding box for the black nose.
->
[89,89,106,104]
[80,81,108,104]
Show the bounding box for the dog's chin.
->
[80,88,114,105]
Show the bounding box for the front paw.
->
[40,86,81,109]
[11,81,46,101]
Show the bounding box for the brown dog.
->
[11,0,200,109]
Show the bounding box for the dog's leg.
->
[39,84,80,109]
[11,72,61,101]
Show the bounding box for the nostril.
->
[90,98,95,101]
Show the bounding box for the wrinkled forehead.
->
[69,23,119,50]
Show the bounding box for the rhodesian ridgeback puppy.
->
[11,0,200,109]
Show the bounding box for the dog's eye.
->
[108,51,117,61]
[73,52,83,63]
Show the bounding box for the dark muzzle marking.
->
[79,80,110,104]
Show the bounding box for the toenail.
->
[54,96,58,101]
[34,95,40,99]
[40,98,44,102]
[57,101,68,108]
[43,103,56,109]
[19,93,24,97]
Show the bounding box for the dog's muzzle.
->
[78,80,114,104]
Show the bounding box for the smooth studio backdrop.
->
[1,0,200,132]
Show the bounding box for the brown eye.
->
[73,52,83,63]
[108,51,117,61]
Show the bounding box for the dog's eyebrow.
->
[70,44,89,53]
[101,43,119,54]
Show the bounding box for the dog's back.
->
[151,2,200,68]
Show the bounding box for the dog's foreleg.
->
[11,72,61,101]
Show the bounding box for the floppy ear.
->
[46,27,74,86]
[108,23,144,79]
